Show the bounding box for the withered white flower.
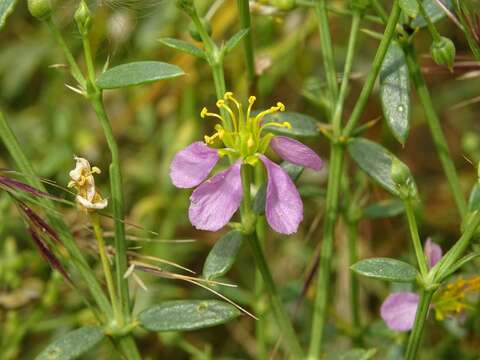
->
[68,156,108,210]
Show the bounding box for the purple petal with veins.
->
[170,142,220,188]
[188,161,243,231]
[424,238,442,269]
[269,136,324,171]
[380,292,420,332]
[260,155,303,234]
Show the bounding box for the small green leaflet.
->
[159,38,206,59]
[380,42,410,144]
[351,257,418,283]
[35,327,104,360]
[138,300,241,332]
[97,61,184,89]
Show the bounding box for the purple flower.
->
[169,93,324,234]
[380,238,442,332]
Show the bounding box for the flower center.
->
[200,92,291,163]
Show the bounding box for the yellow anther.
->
[67,180,76,188]
[91,166,101,174]
[247,136,255,149]
[201,107,208,118]
[224,91,234,99]
[277,102,285,111]
[248,96,256,104]
[283,121,292,129]
[216,99,225,108]
[204,132,220,144]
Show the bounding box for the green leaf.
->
[380,42,410,144]
[97,61,184,89]
[253,161,304,214]
[262,111,319,137]
[411,0,453,28]
[138,300,241,332]
[326,348,377,360]
[400,0,419,18]
[351,257,417,283]
[468,182,480,212]
[159,38,206,59]
[224,29,249,54]
[0,0,16,29]
[203,230,244,280]
[35,327,104,360]
[445,252,480,278]
[348,138,414,197]
[363,199,405,219]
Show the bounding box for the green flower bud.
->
[188,19,212,42]
[391,157,410,186]
[75,0,92,35]
[430,36,456,72]
[27,0,52,21]
[271,0,296,11]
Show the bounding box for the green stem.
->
[404,289,434,360]
[254,166,268,360]
[89,95,130,321]
[331,10,362,133]
[343,0,401,136]
[308,144,344,359]
[90,213,122,324]
[247,233,304,358]
[433,210,480,281]
[45,18,86,88]
[236,0,256,85]
[116,335,142,360]
[346,219,361,338]
[80,31,130,321]
[404,200,429,277]
[314,0,338,110]
[240,166,304,358]
[403,43,467,219]
[415,0,441,42]
[0,112,112,318]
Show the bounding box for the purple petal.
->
[260,155,303,234]
[270,136,324,171]
[380,292,419,332]
[169,142,219,188]
[188,162,243,231]
[424,238,442,269]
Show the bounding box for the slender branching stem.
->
[236,0,256,85]
[404,289,434,360]
[404,200,429,277]
[240,165,304,358]
[314,0,338,111]
[403,43,467,218]
[90,213,122,324]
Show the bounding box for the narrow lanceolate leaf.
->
[253,161,304,214]
[224,29,250,54]
[262,112,320,138]
[0,0,17,29]
[97,61,185,89]
[399,0,419,18]
[348,138,414,197]
[203,230,244,280]
[411,0,453,28]
[380,42,410,144]
[363,199,405,219]
[138,300,241,332]
[351,257,417,283]
[35,326,104,360]
[159,38,206,59]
